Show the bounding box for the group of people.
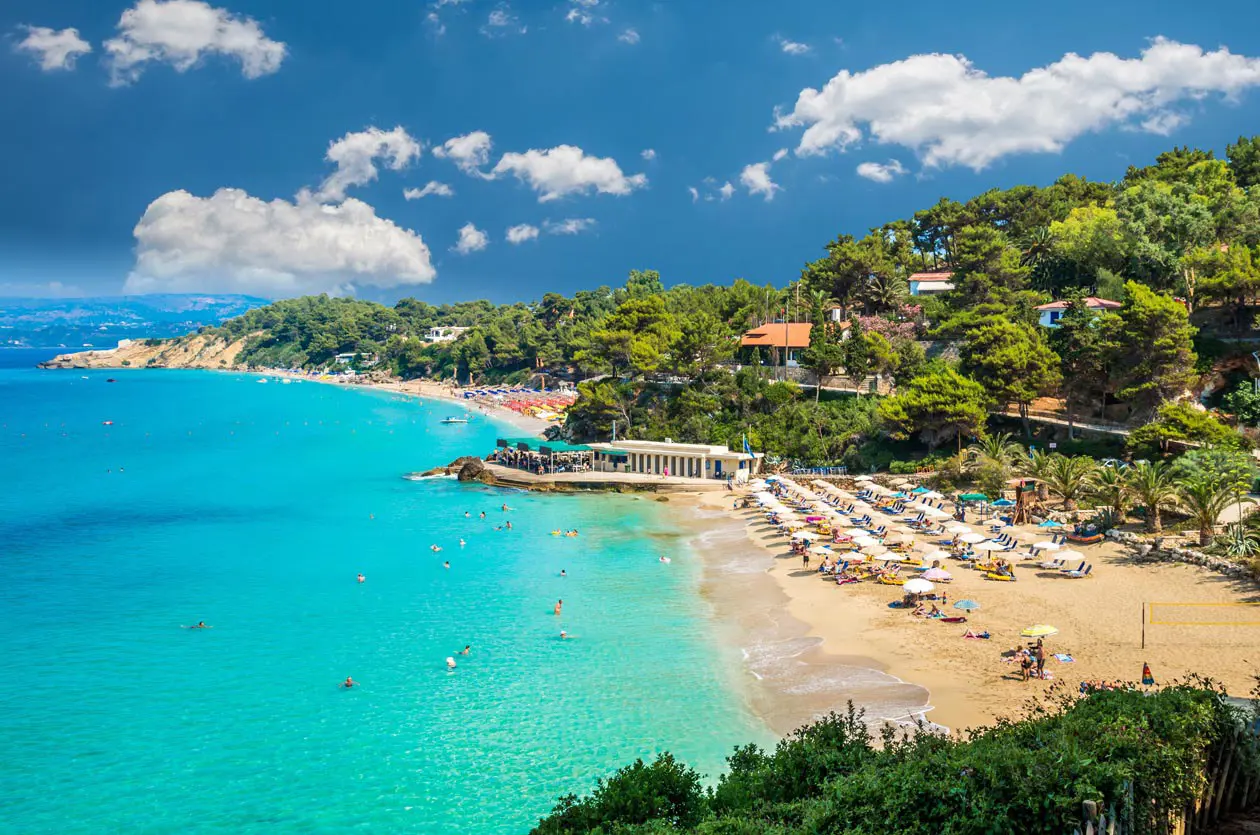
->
[1012,638,1050,682]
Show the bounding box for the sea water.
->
[0,351,768,833]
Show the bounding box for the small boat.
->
[102,420,113,426]
[256,378,268,384]
[440,417,469,424]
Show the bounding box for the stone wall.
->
[1105,529,1258,583]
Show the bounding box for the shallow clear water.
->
[0,351,767,833]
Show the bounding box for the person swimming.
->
[560,630,570,639]
[505,521,512,530]
[479,511,486,519]
[554,599,562,615]
[183,621,211,629]
[501,503,511,512]
[431,544,442,552]
[459,538,466,547]
[464,511,471,518]
[459,645,470,655]
[560,569,567,577]
[444,561,450,569]
[446,657,457,670]
[357,573,365,583]
[659,556,671,563]
[342,676,357,688]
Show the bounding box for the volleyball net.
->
[1142,602,1260,648]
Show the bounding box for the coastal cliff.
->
[38,334,252,370]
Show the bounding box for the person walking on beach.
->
[802,550,810,570]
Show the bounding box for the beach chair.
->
[984,572,1016,582]
[1060,561,1086,574]
[1065,564,1092,579]
[1038,558,1065,570]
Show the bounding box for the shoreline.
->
[664,488,1260,738]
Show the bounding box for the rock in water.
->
[456,459,485,482]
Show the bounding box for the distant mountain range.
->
[0,294,268,349]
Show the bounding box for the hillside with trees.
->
[159,136,1260,479]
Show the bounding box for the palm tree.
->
[859,274,908,313]
[1041,455,1097,510]
[1091,466,1131,520]
[1177,476,1253,548]
[1127,461,1178,534]
[965,433,1022,497]
[1018,448,1055,502]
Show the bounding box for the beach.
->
[668,488,1260,736]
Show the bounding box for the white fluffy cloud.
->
[490,145,647,202]
[565,0,605,26]
[14,26,92,71]
[740,163,780,200]
[104,0,286,85]
[315,127,421,202]
[775,38,1260,170]
[776,35,810,55]
[718,181,736,201]
[506,223,540,244]
[544,218,596,235]
[855,159,907,183]
[124,189,435,297]
[434,131,494,175]
[404,181,455,200]
[618,28,639,45]
[481,8,526,37]
[641,148,657,161]
[772,148,789,162]
[453,222,489,254]
[688,186,699,202]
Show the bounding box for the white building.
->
[587,439,764,482]
[1035,297,1121,327]
[425,326,470,343]
[908,271,955,296]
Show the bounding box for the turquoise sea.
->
[0,350,768,833]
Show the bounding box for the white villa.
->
[587,439,764,482]
[908,271,955,296]
[425,326,470,343]
[1035,297,1122,327]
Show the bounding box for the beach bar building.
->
[587,439,764,482]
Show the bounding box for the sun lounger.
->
[984,572,1015,581]
[1060,561,1086,574]
[1038,559,1065,570]
[1064,564,1092,579]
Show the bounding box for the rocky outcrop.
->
[38,334,254,370]
[455,458,487,483]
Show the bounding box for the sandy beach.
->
[668,488,1260,736]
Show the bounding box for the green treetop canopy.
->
[497,437,592,453]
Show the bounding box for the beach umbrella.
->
[922,549,951,561]
[1031,541,1061,551]
[922,568,952,581]
[791,531,814,540]
[954,600,981,611]
[946,524,972,534]
[923,507,953,519]
[851,535,879,548]
[861,544,889,557]
[992,499,1015,507]
[1055,549,1085,562]
[912,486,930,494]
[854,475,873,482]
[971,540,1006,552]
[920,491,945,500]
[959,532,987,544]
[809,545,833,556]
[1038,519,1064,528]
[1020,624,1059,638]
[903,578,935,594]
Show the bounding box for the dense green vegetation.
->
[530,684,1259,835]
[198,137,1260,474]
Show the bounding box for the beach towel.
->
[1054,654,1074,663]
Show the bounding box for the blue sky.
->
[4,0,1260,304]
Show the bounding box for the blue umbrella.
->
[912,486,930,494]
[992,499,1015,507]
[954,600,981,611]
[1038,520,1064,528]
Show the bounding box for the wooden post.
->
[1141,602,1146,650]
